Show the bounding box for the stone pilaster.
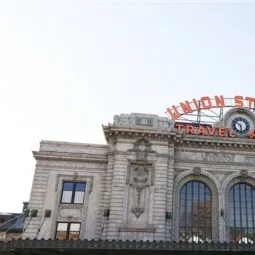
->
[107,152,128,239]
[153,156,168,240]
[101,152,114,239]
[151,141,169,241]
[22,164,49,239]
[218,188,225,242]
[165,145,175,240]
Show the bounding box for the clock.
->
[231,116,251,136]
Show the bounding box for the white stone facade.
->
[23,111,255,242]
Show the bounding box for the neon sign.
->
[166,95,255,121]
[175,124,255,139]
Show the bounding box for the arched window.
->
[228,183,255,243]
[179,181,212,242]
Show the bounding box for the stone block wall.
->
[22,141,108,240]
[22,113,255,242]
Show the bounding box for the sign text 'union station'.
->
[166,95,255,120]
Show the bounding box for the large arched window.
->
[179,181,212,242]
[228,183,255,243]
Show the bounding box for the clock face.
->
[231,116,251,135]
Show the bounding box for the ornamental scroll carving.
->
[127,164,153,218]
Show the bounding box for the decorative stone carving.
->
[193,167,201,176]
[134,139,151,161]
[132,207,144,218]
[128,165,153,187]
[240,169,248,179]
[127,164,153,218]
[135,117,153,127]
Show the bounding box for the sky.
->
[1,0,255,212]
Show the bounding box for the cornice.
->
[174,158,255,167]
[103,125,255,150]
[175,138,255,151]
[175,144,255,154]
[103,125,178,142]
[40,140,109,149]
[33,151,108,164]
[34,164,106,172]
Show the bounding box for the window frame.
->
[55,222,81,240]
[60,181,86,205]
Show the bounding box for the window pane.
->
[61,190,72,203]
[69,223,80,240]
[76,183,86,191]
[180,212,185,225]
[56,223,68,240]
[63,182,73,191]
[70,223,80,231]
[179,181,212,242]
[74,191,84,204]
[193,182,199,193]
[228,183,255,243]
[69,232,80,240]
[57,223,68,231]
[56,231,67,240]
[180,199,185,208]
[180,185,186,199]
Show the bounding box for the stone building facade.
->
[23,109,255,243]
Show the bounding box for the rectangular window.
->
[55,222,81,240]
[61,182,86,204]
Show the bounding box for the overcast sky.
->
[1,0,255,212]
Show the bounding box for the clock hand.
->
[236,122,243,131]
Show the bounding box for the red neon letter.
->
[201,96,212,110]
[214,95,225,108]
[180,101,193,114]
[166,106,181,120]
[186,125,194,134]
[234,96,244,107]
[249,130,255,139]
[175,124,184,133]
[206,127,215,136]
[198,126,205,135]
[229,129,235,138]
[218,128,226,137]
[245,97,255,108]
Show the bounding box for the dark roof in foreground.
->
[0,213,24,232]
[1,239,255,255]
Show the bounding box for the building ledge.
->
[119,225,155,232]
[33,151,108,164]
